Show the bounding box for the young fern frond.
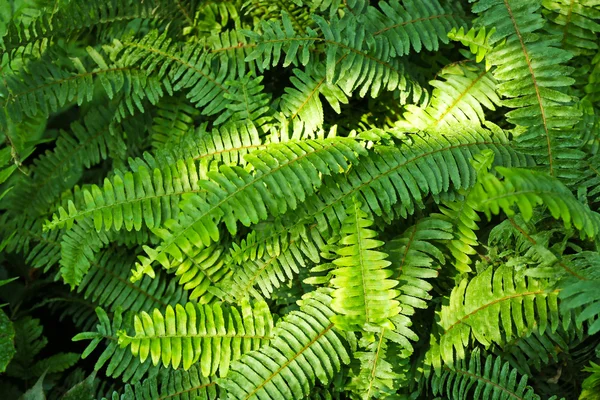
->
[427,266,560,372]
[431,348,549,400]
[218,289,351,400]
[396,63,500,132]
[329,198,400,331]
[472,166,600,238]
[117,300,274,374]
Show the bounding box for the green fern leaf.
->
[104,364,219,400]
[427,266,559,371]
[74,307,161,383]
[387,217,453,316]
[78,250,188,314]
[542,0,600,56]
[471,0,584,180]
[132,137,365,281]
[431,348,548,400]
[397,62,500,132]
[117,300,273,375]
[448,26,495,64]
[59,218,112,288]
[218,289,351,400]
[329,198,400,331]
[472,166,600,238]
[357,0,466,57]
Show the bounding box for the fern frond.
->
[215,221,327,301]
[433,150,494,274]
[174,121,265,168]
[488,216,593,281]
[1,48,163,124]
[427,265,560,371]
[245,12,422,99]
[448,26,495,64]
[296,124,529,232]
[346,330,403,399]
[132,137,365,280]
[7,106,125,214]
[542,0,600,56]
[472,166,600,238]
[387,217,453,316]
[313,14,419,98]
[78,250,188,314]
[60,218,112,288]
[150,96,199,150]
[47,121,267,233]
[1,214,61,272]
[167,242,232,303]
[472,0,584,180]
[117,300,274,374]
[74,307,160,383]
[108,30,238,117]
[0,0,165,59]
[497,314,583,376]
[7,317,79,380]
[243,0,312,34]
[581,361,600,400]
[396,62,500,132]
[329,198,400,331]
[578,154,600,203]
[559,269,600,335]
[280,65,348,137]
[431,348,546,400]
[104,364,219,400]
[357,0,466,57]
[215,74,273,126]
[218,289,351,400]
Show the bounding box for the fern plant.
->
[1,0,600,398]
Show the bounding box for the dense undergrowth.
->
[1,0,600,399]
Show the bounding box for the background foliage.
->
[0,0,600,399]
